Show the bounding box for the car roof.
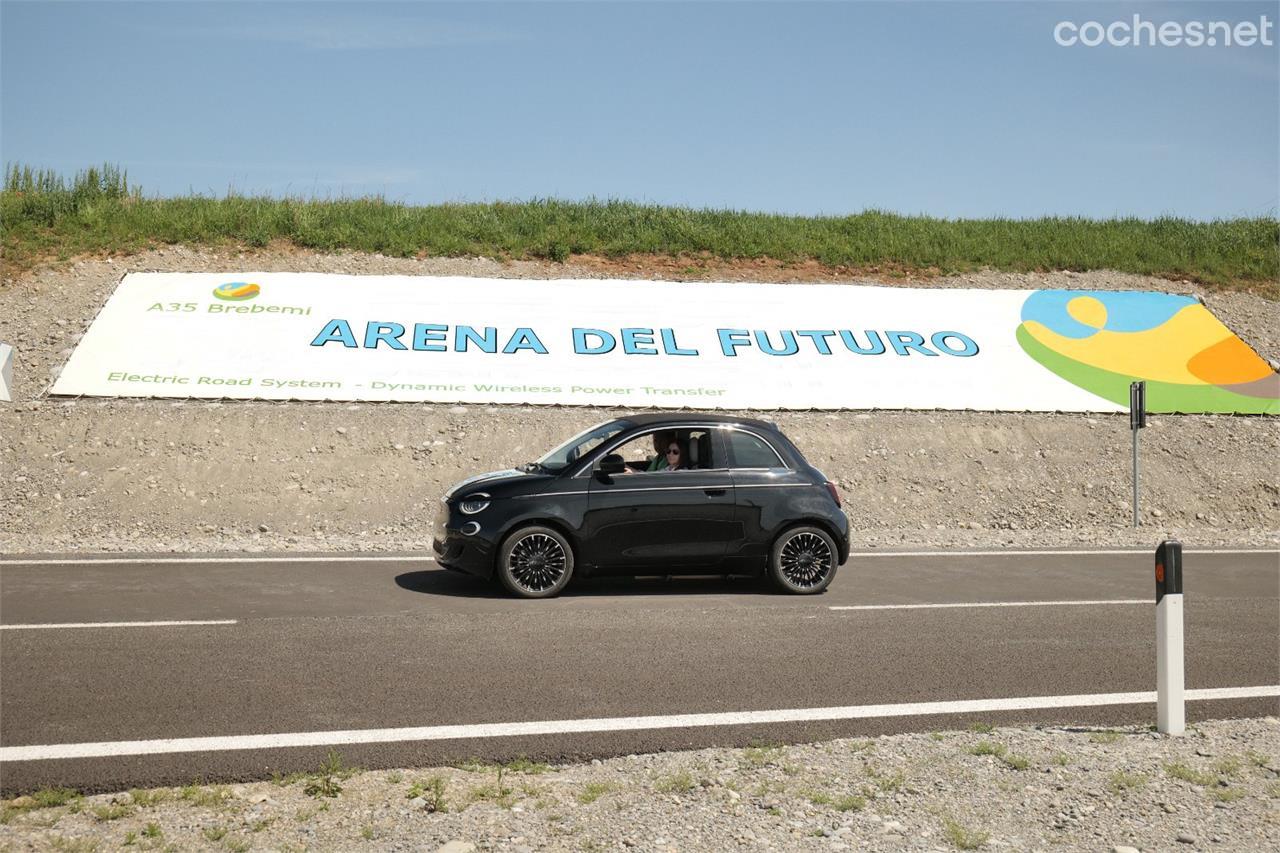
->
[620,412,781,431]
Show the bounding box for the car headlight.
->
[458,493,491,515]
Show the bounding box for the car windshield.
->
[534,419,630,472]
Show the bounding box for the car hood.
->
[444,468,551,500]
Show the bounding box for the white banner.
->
[50,273,1279,413]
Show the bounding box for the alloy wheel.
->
[508,532,568,592]
[779,531,833,589]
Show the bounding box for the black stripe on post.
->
[1155,539,1183,602]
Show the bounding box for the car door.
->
[581,429,737,573]
[724,427,811,562]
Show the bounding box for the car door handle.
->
[703,488,727,497]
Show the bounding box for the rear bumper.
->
[833,513,851,565]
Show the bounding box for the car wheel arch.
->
[771,519,846,563]
[494,516,580,569]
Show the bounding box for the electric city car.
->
[432,414,850,598]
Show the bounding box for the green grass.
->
[868,768,907,793]
[467,779,516,809]
[1108,770,1148,793]
[502,756,552,774]
[1166,762,1216,786]
[801,788,833,806]
[178,784,235,808]
[90,802,133,821]
[1089,730,1123,744]
[742,742,787,768]
[202,826,228,842]
[127,789,169,808]
[969,741,1007,758]
[834,794,866,812]
[4,164,1276,295]
[654,770,697,794]
[1214,756,1244,778]
[576,782,619,805]
[303,750,356,799]
[1208,786,1246,803]
[942,816,990,850]
[406,776,448,813]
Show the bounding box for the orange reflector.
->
[1156,562,1165,583]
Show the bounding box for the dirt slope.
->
[1,248,1276,553]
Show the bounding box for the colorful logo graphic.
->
[213,281,261,301]
[1017,290,1279,415]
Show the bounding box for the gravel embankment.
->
[1,247,1276,553]
[3,718,1277,852]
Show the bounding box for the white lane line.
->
[829,599,1149,612]
[0,620,237,631]
[855,549,1278,558]
[0,556,426,566]
[2,685,1276,762]
[0,548,1273,566]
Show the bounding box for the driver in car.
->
[646,431,676,471]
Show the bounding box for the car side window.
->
[604,429,715,472]
[727,431,785,469]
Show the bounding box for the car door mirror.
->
[598,453,626,476]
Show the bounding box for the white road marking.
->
[0,548,1273,567]
[829,599,1149,612]
[854,549,1278,558]
[0,620,237,631]
[2,685,1276,762]
[0,556,427,566]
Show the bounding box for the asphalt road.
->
[1,548,1277,794]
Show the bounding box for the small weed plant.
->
[943,816,990,850]
[1208,786,1246,803]
[1109,770,1147,793]
[835,794,866,812]
[969,741,1007,758]
[202,826,228,842]
[654,770,697,794]
[91,802,133,822]
[1166,762,1216,786]
[577,782,619,805]
[407,776,448,812]
[304,750,355,799]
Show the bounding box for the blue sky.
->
[2,0,1276,219]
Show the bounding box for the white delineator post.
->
[0,342,13,403]
[1155,539,1185,735]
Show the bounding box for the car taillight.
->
[825,481,841,507]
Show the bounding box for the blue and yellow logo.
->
[1017,290,1278,415]
[213,282,261,301]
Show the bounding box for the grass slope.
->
[3,164,1277,295]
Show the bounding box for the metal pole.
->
[1132,428,1139,528]
[1130,381,1145,528]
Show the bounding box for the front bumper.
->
[432,503,498,579]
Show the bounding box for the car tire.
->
[768,526,838,594]
[496,525,575,599]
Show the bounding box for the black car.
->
[432,414,850,598]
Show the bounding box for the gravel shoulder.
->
[1,247,1277,553]
[3,718,1277,852]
